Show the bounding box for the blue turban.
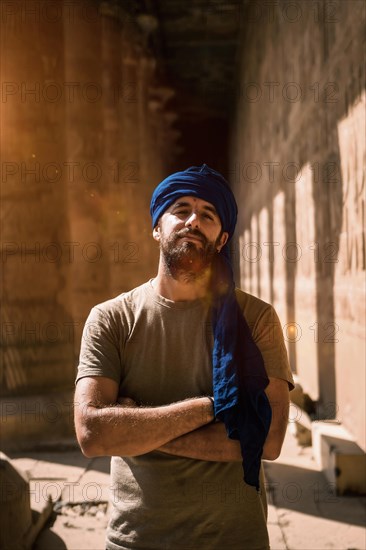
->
[150,164,272,489]
[150,164,237,251]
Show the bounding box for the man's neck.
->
[152,258,211,302]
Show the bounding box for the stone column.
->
[63,0,110,353]
[118,24,146,290]
[1,0,73,397]
[100,7,128,297]
[136,55,160,276]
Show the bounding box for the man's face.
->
[153,196,229,278]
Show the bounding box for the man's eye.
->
[203,213,214,220]
[176,209,189,215]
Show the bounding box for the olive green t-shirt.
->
[76,280,294,550]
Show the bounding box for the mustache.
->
[174,228,207,244]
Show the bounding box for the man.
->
[74,164,294,550]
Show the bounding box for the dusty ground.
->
[9,428,366,550]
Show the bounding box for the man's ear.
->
[152,225,161,242]
[217,231,229,252]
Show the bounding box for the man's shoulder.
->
[234,287,272,315]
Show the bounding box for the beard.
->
[159,227,221,281]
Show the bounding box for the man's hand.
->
[262,377,289,460]
[158,377,290,462]
[74,376,214,458]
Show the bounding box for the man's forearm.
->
[158,378,291,463]
[158,422,243,462]
[75,397,214,458]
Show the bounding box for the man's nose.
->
[185,212,200,228]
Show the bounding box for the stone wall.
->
[0,1,176,447]
[1,0,364,453]
[230,0,365,450]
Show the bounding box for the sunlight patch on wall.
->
[294,162,318,399]
[272,191,286,323]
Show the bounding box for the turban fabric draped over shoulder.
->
[150,164,272,490]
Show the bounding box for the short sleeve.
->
[75,306,123,385]
[252,305,295,390]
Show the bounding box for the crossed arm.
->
[74,375,289,462]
